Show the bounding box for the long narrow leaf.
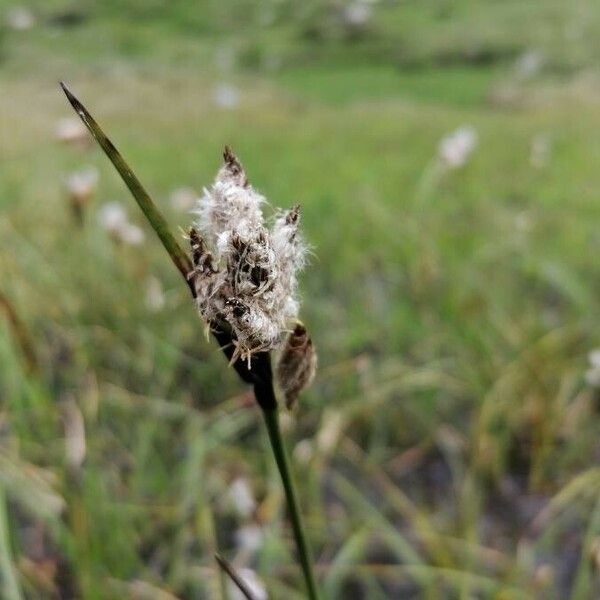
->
[215,554,259,600]
[0,486,23,600]
[59,82,194,292]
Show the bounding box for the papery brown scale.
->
[277,323,317,409]
[223,145,248,187]
[189,228,218,279]
[286,205,300,226]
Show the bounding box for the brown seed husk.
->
[277,323,317,409]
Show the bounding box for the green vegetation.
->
[2,1,600,598]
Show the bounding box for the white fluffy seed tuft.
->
[190,148,306,363]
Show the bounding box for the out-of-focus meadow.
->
[3,1,600,598]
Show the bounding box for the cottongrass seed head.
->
[586,349,600,388]
[190,147,307,364]
[438,125,478,169]
[64,166,98,225]
[98,201,145,246]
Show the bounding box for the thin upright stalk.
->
[0,487,23,600]
[215,554,257,600]
[258,387,321,600]
[0,290,38,375]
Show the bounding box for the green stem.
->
[260,400,321,600]
[0,290,38,375]
[0,487,23,600]
[215,553,257,600]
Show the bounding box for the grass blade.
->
[0,290,38,375]
[59,82,194,293]
[261,405,322,600]
[0,486,23,600]
[215,554,258,600]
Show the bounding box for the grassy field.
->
[3,1,600,598]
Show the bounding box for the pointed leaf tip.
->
[58,83,194,291]
[59,81,76,106]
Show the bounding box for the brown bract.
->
[277,323,317,409]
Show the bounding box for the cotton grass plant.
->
[60,82,321,599]
[64,167,98,226]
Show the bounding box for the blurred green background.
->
[3,1,600,598]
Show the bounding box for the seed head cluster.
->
[190,147,306,364]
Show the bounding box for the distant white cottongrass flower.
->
[227,568,268,600]
[293,438,314,465]
[514,49,544,80]
[55,116,89,147]
[65,167,98,200]
[234,523,264,554]
[342,2,373,28]
[98,202,127,232]
[169,186,197,212]
[585,350,600,388]
[438,125,478,169]
[98,202,145,246]
[145,276,166,312]
[226,476,256,519]
[190,147,306,363]
[6,6,35,30]
[119,224,145,245]
[65,167,98,224]
[212,83,240,110]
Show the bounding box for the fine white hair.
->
[190,147,306,363]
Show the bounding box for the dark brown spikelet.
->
[223,145,248,187]
[189,227,217,275]
[286,205,300,226]
[277,323,317,409]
